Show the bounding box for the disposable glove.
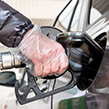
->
[12,25,68,77]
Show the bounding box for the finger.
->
[42,62,51,77]
[48,50,60,76]
[57,54,68,75]
[49,58,60,76]
[34,64,43,77]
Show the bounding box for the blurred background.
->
[4,0,68,30]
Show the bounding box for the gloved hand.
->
[13,25,68,77]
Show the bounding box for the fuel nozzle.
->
[0,52,25,70]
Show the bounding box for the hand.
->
[19,25,68,77]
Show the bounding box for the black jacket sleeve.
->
[0,1,34,47]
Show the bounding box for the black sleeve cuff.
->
[0,1,34,47]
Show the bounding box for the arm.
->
[0,1,34,47]
[0,1,68,77]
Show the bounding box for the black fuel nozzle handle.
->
[15,27,104,105]
[15,67,77,105]
[15,27,80,105]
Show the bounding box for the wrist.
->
[23,29,33,39]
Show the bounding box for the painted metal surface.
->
[87,11,109,94]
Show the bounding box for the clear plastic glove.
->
[12,25,68,77]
